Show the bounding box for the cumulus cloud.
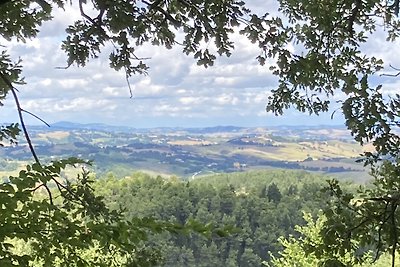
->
[5,0,387,128]
[179,96,206,106]
[23,97,117,113]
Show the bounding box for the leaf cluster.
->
[0,158,171,266]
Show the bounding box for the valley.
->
[0,122,371,182]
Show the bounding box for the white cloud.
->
[179,96,206,105]
[132,77,165,96]
[257,110,273,117]
[1,1,363,128]
[153,104,192,117]
[58,78,89,89]
[23,97,117,113]
[214,93,239,106]
[102,87,124,97]
[213,77,238,86]
[40,79,52,87]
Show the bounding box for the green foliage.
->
[0,157,164,266]
[2,0,400,265]
[0,51,24,106]
[311,163,400,266]
[238,0,400,265]
[62,0,247,71]
[268,212,400,267]
[0,123,20,147]
[1,160,239,266]
[239,0,400,166]
[95,170,329,266]
[266,183,282,203]
[0,0,55,41]
[0,0,260,265]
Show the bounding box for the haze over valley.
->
[1,122,371,183]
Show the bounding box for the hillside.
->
[0,123,371,182]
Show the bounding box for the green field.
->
[1,125,373,182]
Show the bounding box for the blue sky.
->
[1,1,400,128]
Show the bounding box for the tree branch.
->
[0,72,56,205]
[0,72,40,164]
[142,0,181,26]
[374,201,391,262]
[78,0,97,25]
[347,0,363,35]
[21,108,50,127]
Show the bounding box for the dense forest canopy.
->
[94,170,329,266]
[0,0,400,266]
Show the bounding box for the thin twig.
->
[346,216,371,233]
[124,66,134,98]
[21,108,50,127]
[51,177,90,210]
[374,202,391,262]
[380,64,400,77]
[31,182,54,206]
[108,39,150,98]
[380,71,400,77]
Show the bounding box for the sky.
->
[2,1,400,128]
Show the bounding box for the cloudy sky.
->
[2,1,400,128]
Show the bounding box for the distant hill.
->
[184,126,244,134]
[38,121,348,135]
[49,121,133,132]
[49,122,246,134]
[0,121,370,183]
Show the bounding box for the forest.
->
[3,168,397,266]
[95,170,328,266]
[93,170,399,266]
